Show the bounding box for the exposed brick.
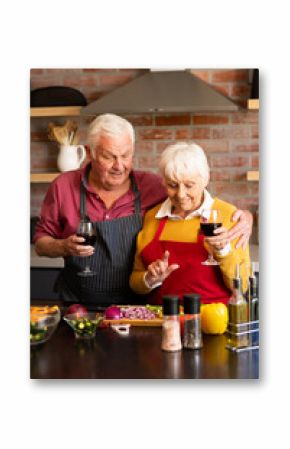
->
[234,198,258,212]
[230,169,248,181]
[210,170,231,181]
[212,69,249,82]
[30,77,63,89]
[252,126,259,138]
[192,115,229,125]
[82,69,106,72]
[250,183,259,196]
[192,128,211,139]
[199,140,229,152]
[235,99,248,108]
[231,142,259,153]
[175,128,191,140]
[62,77,83,88]
[231,112,259,124]
[136,155,159,170]
[231,84,251,97]
[124,115,153,126]
[135,141,155,153]
[212,126,250,139]
[156,142,173,153]
[79,75,100,87]
[251,155,259,168]
[138,128,173,140]
[155,115,191,126]
[211,155,249,168]
[31,69,44,75]
[212,181,249,197]
[99,74,136,87]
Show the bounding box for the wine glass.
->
[76,220,97,276]
[200,209,222,266]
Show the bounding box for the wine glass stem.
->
[208,253,215,262]
[84,256,91,272]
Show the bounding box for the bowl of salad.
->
[30,306,61,345]
[63,312,104,339]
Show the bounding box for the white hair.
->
[87,113,135,157]
[159,142,210,184]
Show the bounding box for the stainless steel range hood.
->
[81,70,239,115]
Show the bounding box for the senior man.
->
[34,113,252,307]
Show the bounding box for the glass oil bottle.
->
[249,262,259,322]
[227,263,249,350]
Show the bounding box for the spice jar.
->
[183,293,203,350]
[161,296,182,352]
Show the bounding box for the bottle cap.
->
[250,275,257,287]
[162,296,180,316]
[233,278,241,289]
[183,293,201,314]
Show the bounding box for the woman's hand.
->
[145,250,179,288]
[210,209,253,250]
[62,234,95,257]
[204,230,229,253]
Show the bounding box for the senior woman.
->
[129,142,250,305]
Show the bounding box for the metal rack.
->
[226,320,259,353]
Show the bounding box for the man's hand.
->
[213,209,253,249]
[145,250,179,288]
[63,234,95,257]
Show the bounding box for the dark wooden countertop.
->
[30,320,259,379]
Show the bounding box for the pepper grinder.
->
[183,293,203,350]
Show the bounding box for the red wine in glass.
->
[76,220,96,276]
[200,209,222,266]
[200,222,222,236]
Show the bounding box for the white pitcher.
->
[57,145,86,172]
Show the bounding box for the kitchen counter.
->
[31,245,64,268]
[30,319,259,379]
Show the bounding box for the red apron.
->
[140,217,231,305]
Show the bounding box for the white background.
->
[0,1,288,447]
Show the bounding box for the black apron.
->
[57,173,144,307]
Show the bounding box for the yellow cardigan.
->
[129,197,250,295]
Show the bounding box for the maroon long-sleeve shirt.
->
[33,165,167,242]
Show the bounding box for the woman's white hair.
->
[159,142,210,184]
[87,113,135,157]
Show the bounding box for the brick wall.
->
[30,69,259,240]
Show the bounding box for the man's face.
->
[90,133,134,190]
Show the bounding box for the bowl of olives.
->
[63,312,104,339]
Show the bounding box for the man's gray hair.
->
[159,142,210,184]
[87,113,135,157]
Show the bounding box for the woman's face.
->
[165,173,207,217]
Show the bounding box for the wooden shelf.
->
[30,173,60,183]
[247,171,259,181]
[30,106,82,117]
[247,99,259,110]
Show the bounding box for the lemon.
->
[201,303,228,334]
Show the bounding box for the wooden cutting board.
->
[103,318,162,327]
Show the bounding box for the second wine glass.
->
[76,220,97,276]
[200,209,222,266]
